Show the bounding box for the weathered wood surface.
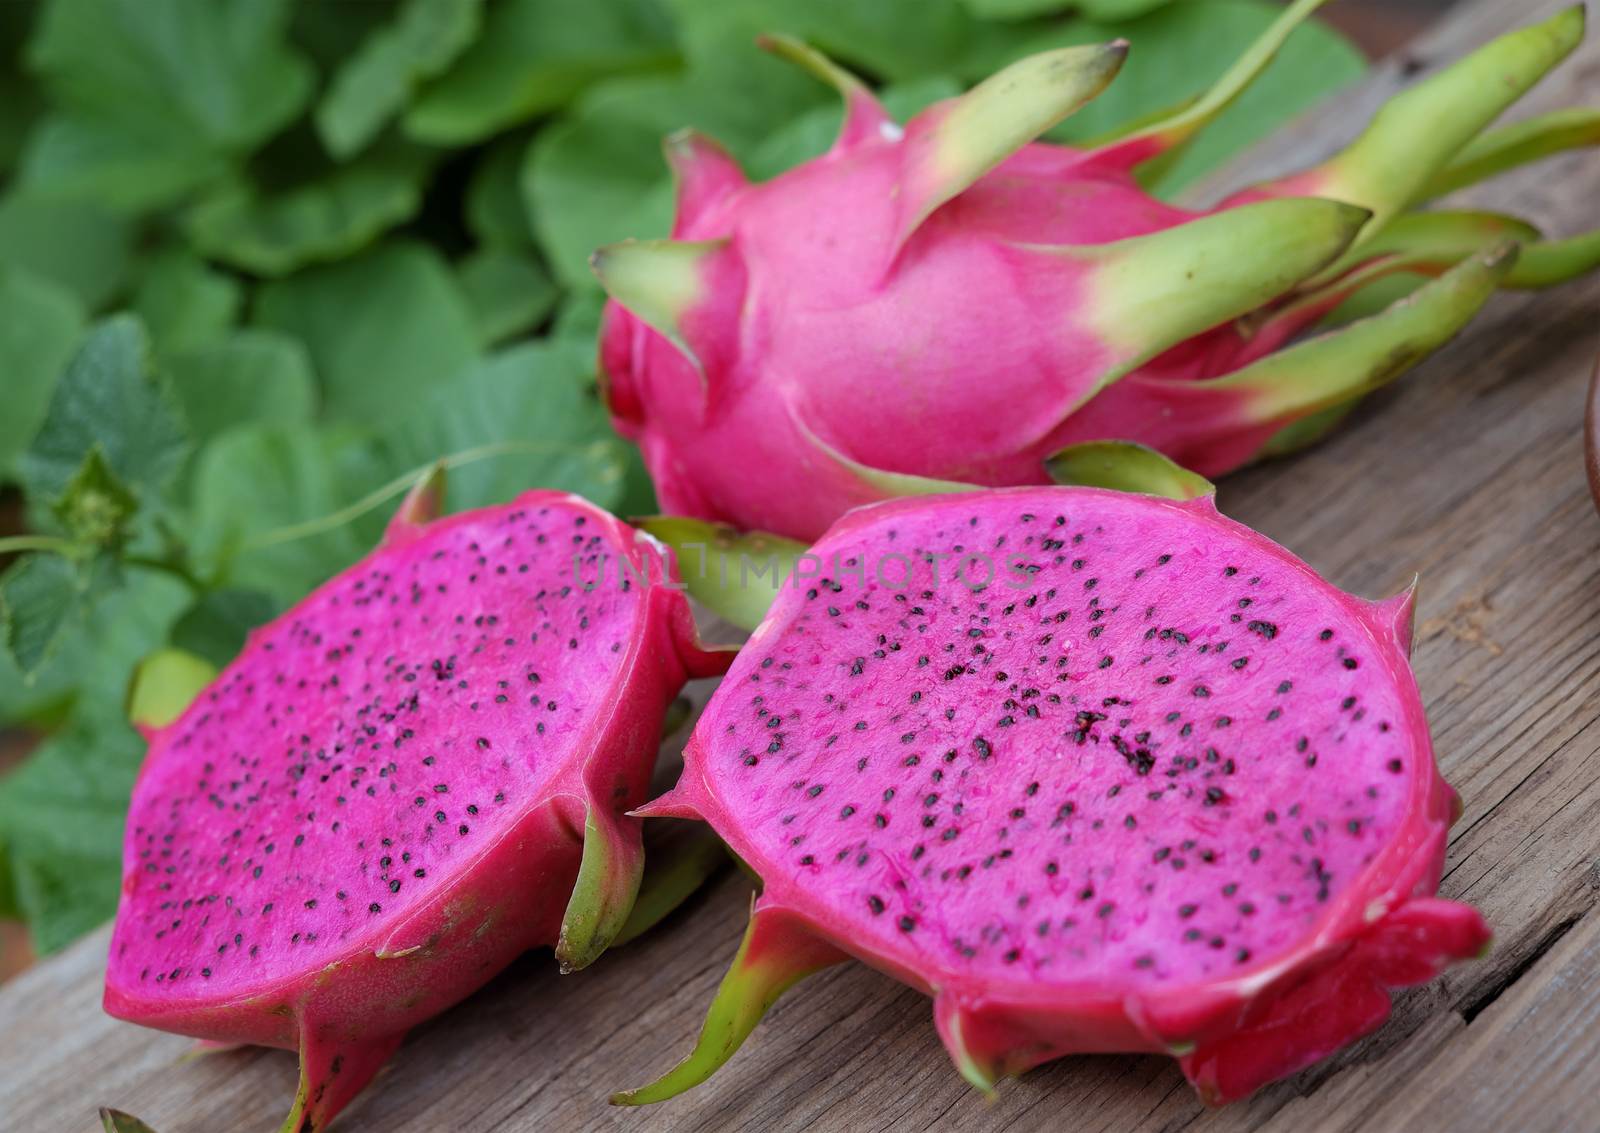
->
[5,1,1600,1129]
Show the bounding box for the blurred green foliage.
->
[0,0,1362,956]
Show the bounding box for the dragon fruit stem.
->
[1315,210,1600,299]
[555,802,646,973]
[664,130,748,234]
[278,1028,404,1133]
[1056,198,1370,400]
[1205,243,1515,426]
[1502,228,1600,288]
[610,900,847,1105]
[892,40,1129,257]
[1044,441,1216,500]
[757,34,894,152]
[589,237,733,389]
[1090,0,1332,182]
[383,462,447,546]
[1421,106,1600,200]
[933,995,1002,1097]
[1235,6,1585,255]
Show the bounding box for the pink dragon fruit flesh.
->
[595,2,1600,541]
[103,476,729,1132]
[617,485,1487,1106]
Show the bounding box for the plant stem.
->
[242,441,566,550]
[0,535,76,557]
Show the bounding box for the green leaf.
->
[0,570,188,727]
[289,0,395,71]
[25,0,314,210]
[0,3,44,176]
[51,447,139,552]
[378,341,632,512]
[190,424,390,605]
[17,112,231,213]
[11,849,121,954]
[404,0,680,145]
[317,0,486,158]
[125,647,217,731]
[551,290,609,351]
[254,240,481,423]
[164,330,317,445]
[666,0,975,81]
[0,267,85,479]
[19,315,190,504]
[0,708,146,952]
[187,140,438,277]
[466,132,537,247]
[0,554,101,677]
[130,250,241,355]
[1074,0,1173,18]
[958,0,1075,19]
[0,192,135,310]
[458,247,560,344]
[169,588,280,668]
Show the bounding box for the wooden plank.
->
[5,0,1600,1129]
[1365,905,1600,1133]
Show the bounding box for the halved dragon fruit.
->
[103,477,729,1132]
[594,2,1600,540]
[616,485,1486,1105]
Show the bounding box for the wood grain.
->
[4,0,1599,1129]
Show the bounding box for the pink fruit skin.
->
[104,490,727,1127]
[648,487,1488,1103]
[597,10,1595,543]
[601,143,1199,541]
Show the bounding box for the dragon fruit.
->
[616,485,1487,1105]
[594,2,1600,540]
[103,477,728,1132]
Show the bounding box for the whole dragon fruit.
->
[103,477,729,1132]
[616,485,1487,1105]
[594,2,1600,540]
